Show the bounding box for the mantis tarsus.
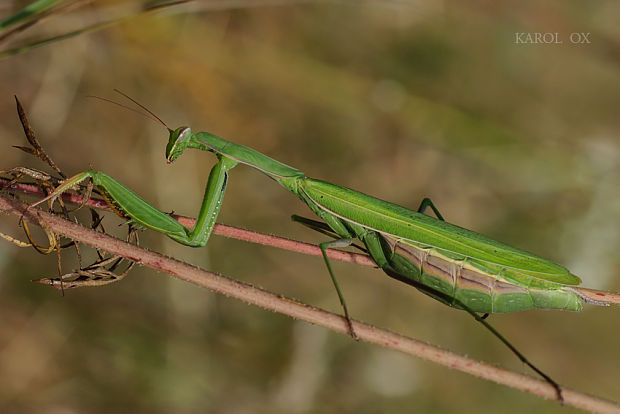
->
[27,98,597,402]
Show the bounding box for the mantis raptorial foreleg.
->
[27,155,239,248]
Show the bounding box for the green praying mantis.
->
[26,96,599,401]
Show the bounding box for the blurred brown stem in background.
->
[0,0,316,58]
[0,0,92,47]
[0,192,619,414]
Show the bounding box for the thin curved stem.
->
[1,193,619,413]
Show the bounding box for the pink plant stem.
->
[1,179,617,305]
[1,193,618,413]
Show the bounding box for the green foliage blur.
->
[0,1,618,412]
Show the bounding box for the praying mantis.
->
[26,97,597,401]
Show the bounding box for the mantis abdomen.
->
[385,236,582,313]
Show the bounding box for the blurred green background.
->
[0,1,619,412]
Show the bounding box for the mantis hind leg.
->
[417,197,445,221]
[291,210,361,339]
[411,199,561,397]
[319,238,358,339]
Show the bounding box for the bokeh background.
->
[0,1,619,412]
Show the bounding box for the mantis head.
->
[166,126,192,163]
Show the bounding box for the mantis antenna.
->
[112,89,169,129]
[87,90,169,130]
